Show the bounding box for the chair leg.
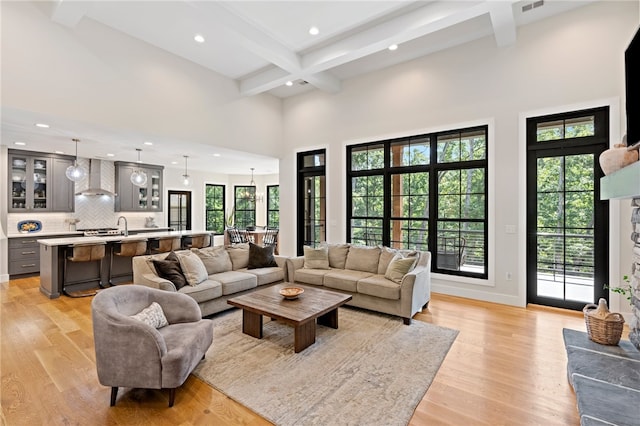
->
[168,388,176,407]
[110,387,118,406]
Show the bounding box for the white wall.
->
[1,1,283,158]
[280,1,639,308]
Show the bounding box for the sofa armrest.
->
[274,255,289,281]
[399,251,431,317]
[286,256,305,282]
[138,273,177,292]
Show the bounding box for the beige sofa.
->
[286,244,431,324]
[132,244,286,317]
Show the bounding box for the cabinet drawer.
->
[8,238,39,249]
[9,247,40,260]
[9,260,39,275]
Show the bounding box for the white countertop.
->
[8,227,172,239]
[37,230,213,246]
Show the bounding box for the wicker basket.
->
[583,299,625,346]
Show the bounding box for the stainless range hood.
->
[75,159,117,197]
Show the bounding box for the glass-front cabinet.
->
[8,151,75,213]
[114,162,163,212]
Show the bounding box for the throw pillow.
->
[384,254,418,284]
[247,242,278,269]
[303,245,330,269]
[378,247,398,275]
[176,251,209,286]
[152,252,188,290]
[130,302,168,329]
[227,243,250,270]
[345,245,381,274]
[193,246,233,274]
[327,243,350,269]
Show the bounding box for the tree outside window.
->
[205,184,225,234]
[267,185,280,228]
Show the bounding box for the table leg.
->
[294,320,316,353]
[317,308,339,329]
[242,310,263,339]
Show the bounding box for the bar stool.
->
[109,238,148,285]
[63,241,107,297]
[183,234,211,249]
[149,236,181,254]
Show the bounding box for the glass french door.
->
[168,191,191,231]
[297,150,326,255]
[526,107,609,310]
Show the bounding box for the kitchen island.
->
[38,230,214,298]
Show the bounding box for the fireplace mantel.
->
[601,160,640,200]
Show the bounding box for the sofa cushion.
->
[193,246,232,274]
[248,242,278,269]
[243,266,284,286]
[357,275,401,300]
[176,251,209,286]
[152,252,187,290]
[294,268,332,286]
[327,243,350,269]
[208,271,257,295]
[344,245,381,274]
[130,302,169,328]
[227,243,250,270]
[378,247,398,275]
[178,279,222,303]
[385,254,418,284]
[324,269,374,292]
[303,246,330,269]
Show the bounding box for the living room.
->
[2,1,639,425]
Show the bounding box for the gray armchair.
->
[91,285,214,407]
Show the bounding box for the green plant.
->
[604,275,633,304]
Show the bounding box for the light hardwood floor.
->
[2,276,605,425]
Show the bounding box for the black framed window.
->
[267,185,280,228]
[297,150,326,255]
[205,184,225,234]
[347,125,488,278]
[234,186,256,229]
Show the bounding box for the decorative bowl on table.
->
[279,287,304,300]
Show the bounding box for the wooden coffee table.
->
[227,283,352,353]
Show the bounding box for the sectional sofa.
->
[132,243,286,316]
[286,244,431,324]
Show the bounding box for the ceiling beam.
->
[51,0,90,28]
[489,2,517,47]
[239,1,497,96]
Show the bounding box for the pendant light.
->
[130,148,148,187]
[182,155,191,186]
[243,168,264,203]
[65,138,87,182]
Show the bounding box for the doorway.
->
[297,150,326,255]
[168,190,192,231]
[526,107,609,310]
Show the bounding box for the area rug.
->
[193,307,458,426]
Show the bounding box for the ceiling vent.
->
[299,80,309,86]
[522,0,544,12]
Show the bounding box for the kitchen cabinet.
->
[114,162,163,212]
[8,150,75,213]
[8,237,40,275]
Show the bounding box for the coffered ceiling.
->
[51,0,593,98]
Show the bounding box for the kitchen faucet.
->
[117,216,128,236]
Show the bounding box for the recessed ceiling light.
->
[35,123,49,128]
[388,44,398,51]
[14,141,26,146]
[309,26,319,36]
[106,153,115,157]
[144,141,153,146]
[212,153,221,157]
[55,150,64,154]
[171,161,178,165]
[285,81,293,87]
[194,34,205,43]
